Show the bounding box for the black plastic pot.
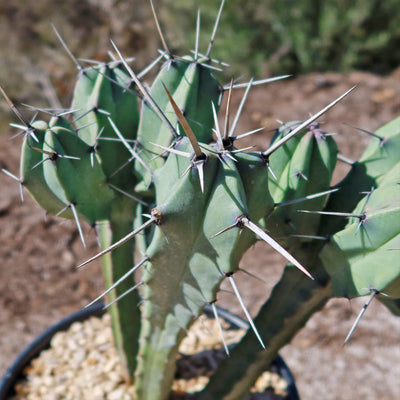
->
[0,303,300,400]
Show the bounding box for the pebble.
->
[14,314,287,400]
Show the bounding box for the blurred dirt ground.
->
[1,71,400,400]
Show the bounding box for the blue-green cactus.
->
[3,2,400,399]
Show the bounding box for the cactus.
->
[2,2,399,399]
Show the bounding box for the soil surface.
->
[1,70,400,400]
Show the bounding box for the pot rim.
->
[0,303,300,400]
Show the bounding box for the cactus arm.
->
[198,264,333,400]
[20,121,72,218]
[357,115,400,179]
[97,197,142,381]
[319,116,400,239]
[43,126,115,223]
[320,170,400,299]
[266,128,338,250]
[135,58,222,191]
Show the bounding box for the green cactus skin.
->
[98,203,141,382]
[134,56,222,192]
[6,3,400,398]
[134,137,274,400]
[70,62,146,379]
[321,115,400,237]
[320,164,400,299]
[42,125,115,224]
[71,62,140,189]
[20,120,72,218]
[196,114,400,398]
[266,124,338,250]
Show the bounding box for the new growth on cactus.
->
[2,1,400,399]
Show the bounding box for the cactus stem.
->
[344,288,379,345]
[149,0,170,56]
[86,257,149,308]
[2,169,24,201]
[222,75,291,90]
[76,216,158,269]
[51,24,82,71]
[69,202,86,248]
[104,281,144,310]
[210,302,230,356]
[107,116,153,176]
[263,86,357,157]
[274,188,339,207]
[107,183,150,206]
[226,273,266,349]
[205,0,226,58]
[228,78,254,139]
[240,217,314,279]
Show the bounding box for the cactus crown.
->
[2,1,399,399]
